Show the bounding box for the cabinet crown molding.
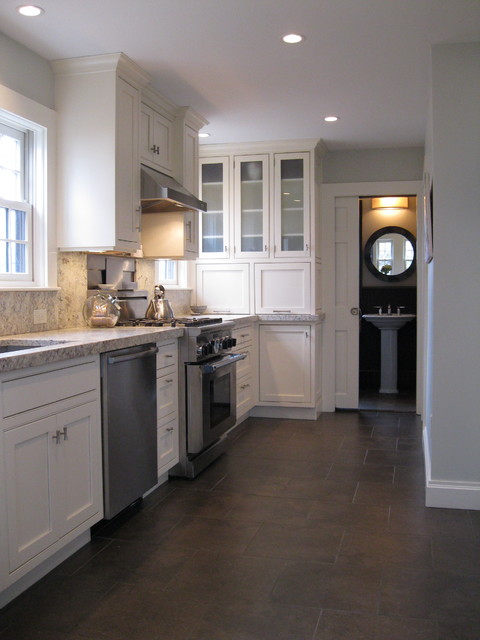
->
[199,138,323,157]
[51,52,151,88]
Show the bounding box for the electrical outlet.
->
[33,308,47,325]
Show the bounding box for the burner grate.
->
[117,317,223,328]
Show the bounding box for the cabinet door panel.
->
[274,153,310,258]
[58,403,101,535]
[259,325,311,403]
[4,416,59,572]
[234,155,269,257]
[196,264,250,314]
[254,263,311,314]
[199,158,230,258]
[116,77,141,246]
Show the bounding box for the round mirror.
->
[364,226,416,282]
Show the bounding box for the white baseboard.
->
[249,405,320,420]
[423,428,480,510]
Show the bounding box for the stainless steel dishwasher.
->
[100,343,158,519]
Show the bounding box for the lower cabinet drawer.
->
[237,376,254,416]
[157,415,179,475]
[157,368,178,421]
[1,358,99,419]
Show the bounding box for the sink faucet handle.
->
[374,306,383,315]
[396,306,405,315]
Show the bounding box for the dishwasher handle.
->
[107,345,158,365]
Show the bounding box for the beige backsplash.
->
[0,254,192,336]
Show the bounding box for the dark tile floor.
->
[1,411,480,640]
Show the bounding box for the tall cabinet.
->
[53,53,150,252]
[196,140,325,315]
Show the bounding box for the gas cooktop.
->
[117,317,224,328]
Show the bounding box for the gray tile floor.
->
[1,411,479,639]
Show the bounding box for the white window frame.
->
[155,259,189,289]
[0,84,57,289]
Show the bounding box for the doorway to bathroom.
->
[358,196,417,412]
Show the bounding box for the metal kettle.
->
[145,285,174,321]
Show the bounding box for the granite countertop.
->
[0,313,326,374]
[0,326,183,373]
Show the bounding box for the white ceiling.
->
[1,0,479,150]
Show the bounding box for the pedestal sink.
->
[362,314,416,393]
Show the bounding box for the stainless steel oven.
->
[172,319,246,478]
[186,352,246,455]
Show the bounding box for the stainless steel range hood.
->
[140,164,207,213]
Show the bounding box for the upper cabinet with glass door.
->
[274,153,310,258]
[234,155,269,258]
[199,157,230,259]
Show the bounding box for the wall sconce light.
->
[372,196,408,210]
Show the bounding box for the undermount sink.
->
[0,339,70,354]
[362,313,416,330]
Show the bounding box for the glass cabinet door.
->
[234,155,269,257]
[199,157,229,258]
[274,152,310,257]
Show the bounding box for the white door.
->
[334,196,360,408]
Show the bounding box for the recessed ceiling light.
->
[282,33,304,44]
[17,5,44,16]
[198,132,210,138]
[324,116,339,122]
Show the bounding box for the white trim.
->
[423,427,480,509]
[0,83,57,288]
[321,180,424,414]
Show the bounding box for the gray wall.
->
[323,147,424,184]
[0,32,54,108]
[425,42,480,502]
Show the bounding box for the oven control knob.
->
[212,339,221,354]
[201,344,210,357]
[231,338,237,347]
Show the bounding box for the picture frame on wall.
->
[423,171,433,263]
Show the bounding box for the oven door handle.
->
[199,352,246,373]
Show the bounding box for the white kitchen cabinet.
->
[258,325,312,404]
[0,356,102,588]
[199,157,231,258]
[140,102,174,174]
[254,262,311,314]
[4,402,101,574]
[53,53,150,252]
[273,153,310,258]
[195,263,250,314]
[234,155,269,258]
[156,341,179,477]
[233,323,258,421]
